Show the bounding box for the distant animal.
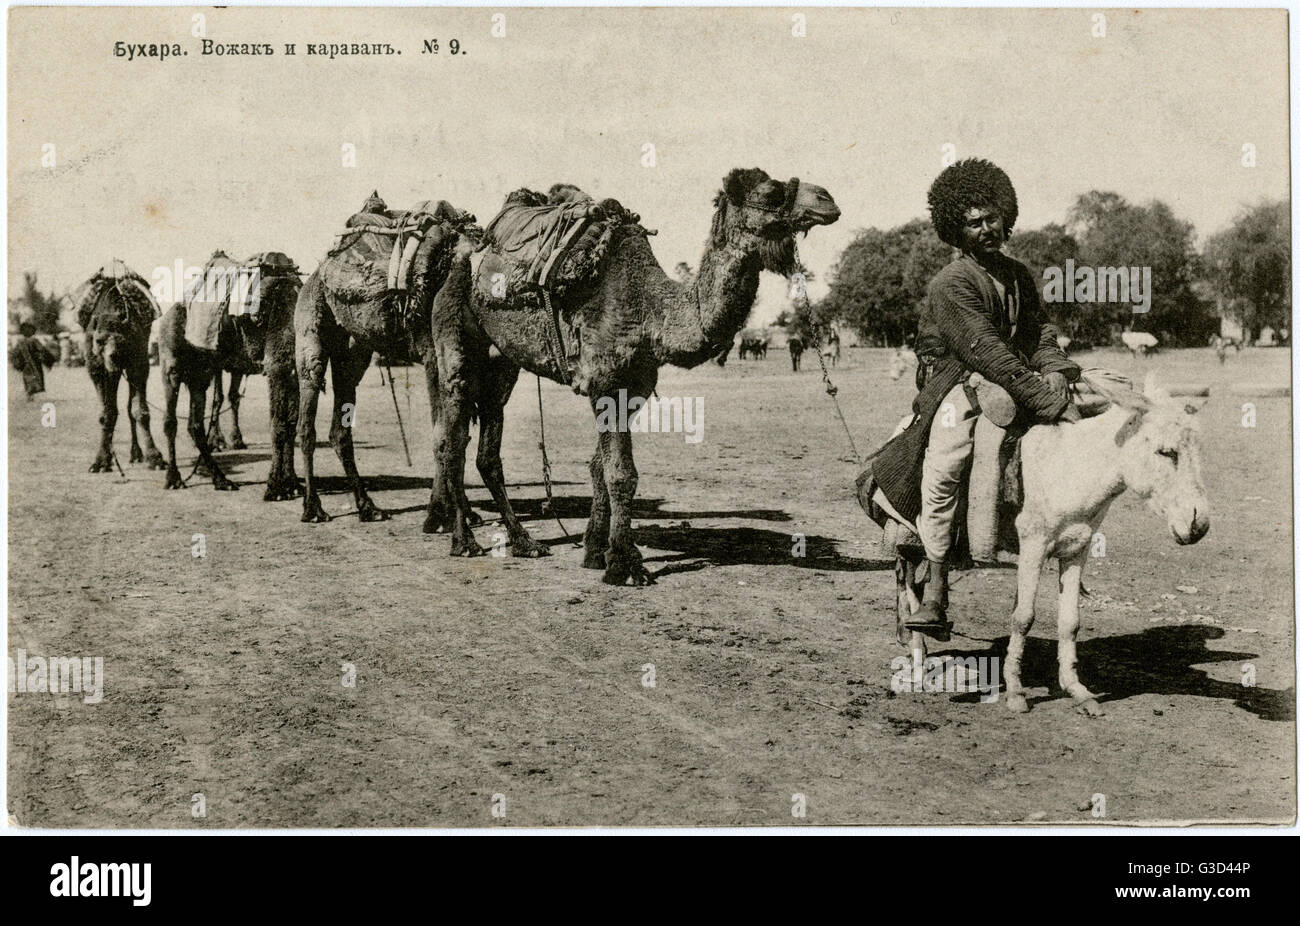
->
[739,336,768,360]
[788,336,804,371]
[72,261,167,473]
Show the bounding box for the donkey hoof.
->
[1006,693,1030,714]
[1075,698,1104,717]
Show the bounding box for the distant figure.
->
[888,348,909,381]
[9,322,56,399]
[788,336,804,371]
[1213,335,1228,365]
[821,329,841,368]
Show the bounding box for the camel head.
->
[1115,374,1210,546]
[710,168,840,276]
[85,291,137,374]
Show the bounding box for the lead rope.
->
[797,290,862,465]
[535,375,579,545]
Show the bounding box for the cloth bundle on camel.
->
[330,193,474,294]
[474,188,645,308]
[857,367,1136,565]
[71,259,160,332]
[182,250,300,351]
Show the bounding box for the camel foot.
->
[263,478,304,502]
[357,498,388,522]
[213,475,239,492]
[210,433,228,452]
[511,535,551,558]
[602,555,653,586]
[581,544,608,569]
[146,451,167,471]
[230,434,248,450]
[1074,698,1104,718]
[465,509,484,527]
[1005,692,1030,714]
[301,495,330,523]
[129,446,144,464]
[164,467,185,490]
[450,534,486,557]
[422,514,452,534]
[195,462,213,478]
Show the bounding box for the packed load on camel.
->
[321,191,479,350]
[182,250,300,351]
[473,183,650,379]
[72,259,160,332]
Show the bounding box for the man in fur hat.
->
[870,158,1080,638]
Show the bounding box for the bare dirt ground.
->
[7,346,1295,827]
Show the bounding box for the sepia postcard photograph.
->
[4,5,1295,833]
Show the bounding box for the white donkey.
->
[1004,374,1210,715]
[875,373,1211,715]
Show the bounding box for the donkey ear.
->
[723,168,768,205]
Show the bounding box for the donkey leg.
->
[1005,537,1045,713]
[1057,548,1102,716]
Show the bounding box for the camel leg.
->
[422,360,464,534]
[430,347,484,556]
[476,355,546,557]
[188,373,236,491]
[228,370,247,449]
[208,370,228,451]
[127,365,167,469]
[329,340,387,522]
[297,276,332,522]
[89,368,121,473]
[126,375,145,464]
[1057,548,1103,716]
[162,363,185,490]
[582,430,612,569]
[264,348,301,501]
[1004,536,1046,713]
[600,427,650,586]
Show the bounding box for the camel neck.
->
[657,237,761,368]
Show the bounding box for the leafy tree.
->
[819,219,951,346]
[1203,200,1290,343]
[16,273,65,335]
[1067,193,1214,346]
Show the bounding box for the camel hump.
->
[73,260,159,330]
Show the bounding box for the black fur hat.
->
[927,158,1018,247]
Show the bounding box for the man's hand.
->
[1043,371,1070,396]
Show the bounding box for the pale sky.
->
[7,6,1290,325]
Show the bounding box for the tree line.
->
[816,193,1290,348]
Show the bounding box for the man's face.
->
[959,206,1005,257]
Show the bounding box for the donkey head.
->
[1115,374,1210,545]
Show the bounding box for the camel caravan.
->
[65,160,1212,711]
